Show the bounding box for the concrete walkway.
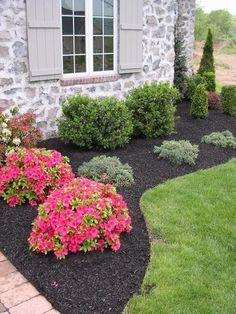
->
[0,252,60,314]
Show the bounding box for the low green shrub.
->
[221,85,236,116]
[57,95,133,150]
[201,131,236,148]
[154,140,199,165]
[191,84,208,118]
[77,155,134,187]
[185,74,206,100]
[126,82,180,138]
[202,72,216,91]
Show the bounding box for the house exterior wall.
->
[0,0,195,138]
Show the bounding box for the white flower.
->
[1,137,8,143]
[1,122,7,128]
[12,138,21,146]
[5,148,15,156]
[2,128,11,136]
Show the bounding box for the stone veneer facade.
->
[0,0,195,138]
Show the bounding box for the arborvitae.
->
[174,30,188,98]
[198,29,215,74]
[191,84,208,118]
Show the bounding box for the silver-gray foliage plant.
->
[154,140,199,165]
[201,130,236,148]
[77,155,134,187]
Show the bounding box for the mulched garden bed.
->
[0,101,235,314]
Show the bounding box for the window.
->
[61,0,116,76]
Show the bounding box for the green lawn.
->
[125,159,236,314]
[216,82,222,93]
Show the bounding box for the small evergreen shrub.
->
[28,178,132,259]
[202,72,216,91]
[201,131,236,149]
[0,148,75,206]
[77,155,134,187]
[185,74,206,100]
[198,29,215,74]
[191,84,208,118]
[208,91,221,110]
[154,140,199,165]
[126,83,180,138]
[221,85,236,116]
[58,95,133,150]
[174,31,188,98]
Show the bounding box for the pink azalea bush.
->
[28,178,132,259]
[0,148,75,206]
[208,91,221,110]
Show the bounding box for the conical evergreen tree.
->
[198,29,215,74]
[174,30,188,98]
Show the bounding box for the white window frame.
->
[61,0,117,78]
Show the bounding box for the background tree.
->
[198,29,215,74]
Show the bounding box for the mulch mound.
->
[0,102,235,314]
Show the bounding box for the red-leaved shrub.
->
[0,148,75,206]
[28,178,132,259]
[9,113,42,148]
[208,91,221,110]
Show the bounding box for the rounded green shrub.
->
[57,95,133,150]
[221,85,236,116]
[77,155,134,187]
[190,84,208,118]
[154,140,199,165]
[185,74,206,100]
[126,82,180,138]
[202,72,216,91]
[201,131,236,148]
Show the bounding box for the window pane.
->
[93,18,103,35]
[74,17,85,35]
[104,0,113,17]
[93,0,102,16]
[75,37,86,54]
[104,18,113,35]
[104,54,113,71]
[62,17,73,35]
[75,55,86,72]
[62,0,73,15]
[93,37,103,53]
[74,0,85,15]
[63,37,73,54]
[104,36,113,53]
[94,55,103,71]
[63,56,74,73]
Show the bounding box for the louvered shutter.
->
[26,0,62,82]
[119,0,143,74]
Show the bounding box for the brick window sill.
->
[60,75,120,87]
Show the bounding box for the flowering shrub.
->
[28,178,132,259]
[208,91,221,110]
[0,148,75,206]
[0,111,42,164]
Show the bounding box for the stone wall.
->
[0,0,195,138]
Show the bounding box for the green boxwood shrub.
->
[154,140,199,165]
[202,72,216,91]
[221,85,236,116]
[57,95,133,150]
[77,155,134,187]
[185,74,206,100]
[191,84,208,118]
[201,131,236,148]
[126,82,180,138]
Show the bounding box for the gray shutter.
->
[119,0,143,74]
[26,0,62,82]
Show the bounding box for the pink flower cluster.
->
[0,148,75,206]
[28,178,132,259]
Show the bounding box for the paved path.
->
[0,252,60,314]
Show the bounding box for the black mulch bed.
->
[0,102,235,314]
